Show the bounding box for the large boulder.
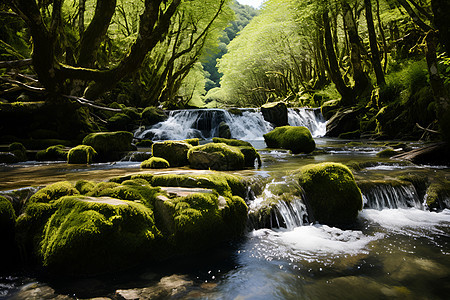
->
[296,163,363,225]
[212,138,261,167]
[67,145,97,164]
[82,131,134,162]
[263,126,315,154]
[36,145,68,161]
[0,196,16,264]
[188,143,245,171]
[326,109,360,137]
[218,121,231,139]
[9,142,27,162]
[261,101,288,127]
[152,141,192,167]
[141,107,167,126]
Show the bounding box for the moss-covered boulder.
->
[296,163,363,225]
[376,147,398,158]
[82,131,134,162]
[188,143,245,171]
[9,142,27,162]
[29,181,80,204]
[263,126,315,154]
[218,121,231,139]
[36,145,68,161]
[183,138,200,146]
[261,101,288,127]
[0,196,16,252]
[425,181,450,211]
[136,139,153,147]
[17,196,161,275]
[0,152,18,163]
[107,113,133,131]
[152,141,192,167]
[212,137,253,147]
[67,145,97,164]
[141,157,170,169]
[141,107,167,126]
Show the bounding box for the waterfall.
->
[136,107,326,141]
[275,197,309,229]
[288,108,327,137]
[359,181,423,210]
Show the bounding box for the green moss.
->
[425,181,450,211]
[296,163,363,225]
[141,107,167,126]
[397,174,428,200]
[239,146,262,168]
[107,113,132,131]
[183,138,200,146]
[188,143,245,171]
[212,137,252,147]
[0,196,16,237]
[152,141,192,167]
[136,139,153,147]
[82,131,133,161]
[338,130,361,139]
[36,196,160,275]
[263,126,315,154]
[29,181,80,204]
[75,180,96,195]
[9,142,27,162]
[376,148,398,158]
[36,145,68,161]
[67,145,97,164]
[141,157,170,169]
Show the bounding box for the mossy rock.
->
[425,181,450,211]
[0,196,16,242]
[28,181,80,204]
[397,173,429,201]
[107,113,132,131]
[36,145,68,161]
[136,139,153,147]
[141,107,167,126]
[188,143,245,171]
[183,138,200,146]
[261,101,288,127]
[18,196,161,275]
[263,126,315,154]
[9,142,27,162]
[67,145,97,164]
[75,180,97,195]
[296,163,363,225]
[0,152,18,163]
[239,146,262,168]
[141,157,170,169]
[152,141,192,167]
[212,137,253,147]
[83,131,134,162]
[376,148,398,158]
[338,130,361,139]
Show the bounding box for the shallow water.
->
[1,138,449,299]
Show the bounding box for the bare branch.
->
[63,95,122,112]
[0,59,33,69]
[0,77,46,93]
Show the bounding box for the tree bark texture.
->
[365,0,385,86]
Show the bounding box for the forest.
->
[0,0,448,144]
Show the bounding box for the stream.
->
[0,108,449,299]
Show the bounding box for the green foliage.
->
[141,157,170,169]
[263,126,315,154]
[296,162,363,225]
[67,145,97,164]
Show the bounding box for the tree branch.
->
[0,59,32,69]
[0,77,46,93]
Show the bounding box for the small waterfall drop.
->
[136,107,327,141]
[288,108,327,137]
[359,181,423,210]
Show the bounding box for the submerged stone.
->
[263,126,315,154]
[296,162,363,225]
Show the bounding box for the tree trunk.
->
[342,1,371,96]
[431,0,450,55]
[322,10,354,106]
[365,0,385,86]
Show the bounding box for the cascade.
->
[135,108,326,141]
[274,197,309,229]
[360,181,423,210]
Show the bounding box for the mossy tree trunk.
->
[364,0,385,86]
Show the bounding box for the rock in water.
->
[263,126,315,154]
[82,131,134,162]
[261,101,288,127]
[296,162,363,225]
[152,141,192,167]
[188,143,245,171]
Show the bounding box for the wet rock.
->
[0,152,18,163]
[263,126,315,154]
[141,107,167,126]
[11,282,74,300]
[392,142,450,166]
[35,145,68,161]
[425,181,450,211]
[67,145,97,164]
[218,121,231,139]
[261,101,288,127]
[152,141,192,167]
[141,157,170,169]
[326,108,360,137]
[188,143,245,171]
[82,131,134,162]
[116,274,193,299]
[296,163,363,225]
[376,147,398,158]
